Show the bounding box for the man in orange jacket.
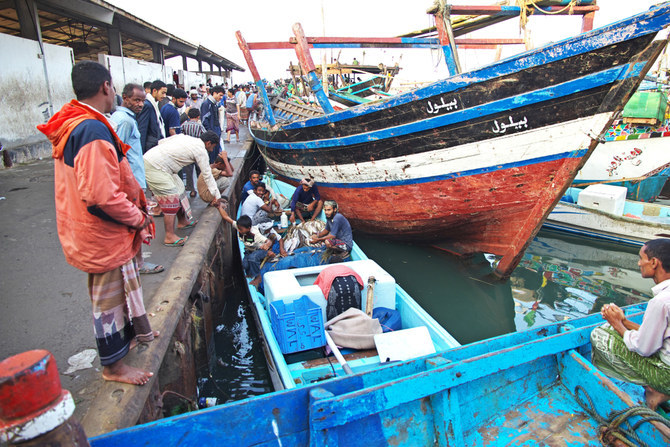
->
[38,61,157,386]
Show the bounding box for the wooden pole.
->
[433,6,461,76]
[235,30,277,126]
[365,276,376,317]
[292,22,335,114]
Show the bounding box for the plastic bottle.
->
[280,212,289,228]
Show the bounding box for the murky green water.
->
[204,228,653,403]
[355,229,653,345]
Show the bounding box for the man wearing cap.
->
[289,177,324,223]
[186,89,202,110]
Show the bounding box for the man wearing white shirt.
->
[240,182,281,225]
[591,238,670,410]
[144,131,221,246]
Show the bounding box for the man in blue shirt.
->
[110,82,164,275]
[289,177,324,223]
[137,80,166,153]
[310,200,353,258]
[111,83,146,188]
[241,170,262,204]
[201,85,225,163]
[161,88,187,137]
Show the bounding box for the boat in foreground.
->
[90,303,670,446]
[242,176,459,390]
[242,4,670,278]
[544,185,670,245]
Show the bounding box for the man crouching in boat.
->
[216,206,274,287]
[289,177,323,224]
[591,238,670,411]
[310,200,353,261]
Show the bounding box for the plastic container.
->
[280,212,289,228]
[577,184,627,216]
[622,90,668,122]
[269,295,326,354]
[264,260,397,322]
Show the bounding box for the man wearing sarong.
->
[38,61,156,386]
[591,238,670,410]
[310,200,353,261]
[144,131,221,246]
[224,88,240,143]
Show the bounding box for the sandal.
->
[164,237,187,247]
[180,220,198,230]
[139,262,164,274]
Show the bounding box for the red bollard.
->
[0,350,89,446]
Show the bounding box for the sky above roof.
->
[106,0,663,85]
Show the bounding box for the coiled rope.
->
[574,385,670,446]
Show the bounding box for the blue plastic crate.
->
[269,295,326,354]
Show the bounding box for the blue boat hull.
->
[90,304,670,446]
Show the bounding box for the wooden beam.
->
[235,30,276,125]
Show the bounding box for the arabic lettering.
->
[426,96,458,114]
[491,116,529,134]
[606,147,643,176]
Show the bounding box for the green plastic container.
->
[622,91,668,122]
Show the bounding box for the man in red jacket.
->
[38,61,156,386]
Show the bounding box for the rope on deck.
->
[574,385,670,447]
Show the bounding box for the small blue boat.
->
[90,303,670,446]
[239,175,459,390]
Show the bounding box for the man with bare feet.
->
[591,238,670,411]
[38,61,157,385]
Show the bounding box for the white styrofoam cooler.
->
[577,184,627,216]
[263,259,396,322]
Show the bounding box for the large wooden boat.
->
[91,303,670,446]
[239,4,670,279]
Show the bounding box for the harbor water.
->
[203,228,653,402]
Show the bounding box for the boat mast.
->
[292,23,336,114]
[429,1,461,76]
[235,31,277,126]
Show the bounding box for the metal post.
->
[292,23,335,114]
[235,31,277,125]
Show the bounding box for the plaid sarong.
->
[144,161,192,218]
[591,324,670,395]
[89,258,153,366]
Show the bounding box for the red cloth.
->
[37,100,151,273]
[314,265,364,300]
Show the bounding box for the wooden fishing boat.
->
[238,4,670,279]
[544,186,670,245]
[574,89,670,202]
[239,175,459,390]
[91,303,670,446]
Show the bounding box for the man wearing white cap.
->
[289,177,324,224]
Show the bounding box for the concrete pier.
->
[0,129,252,437]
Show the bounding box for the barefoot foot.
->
[644,386,670,411]
[133,330,160,346]
[249,276,262,287]
[102,360,153,385]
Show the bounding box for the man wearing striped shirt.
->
[180,108,206,197]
